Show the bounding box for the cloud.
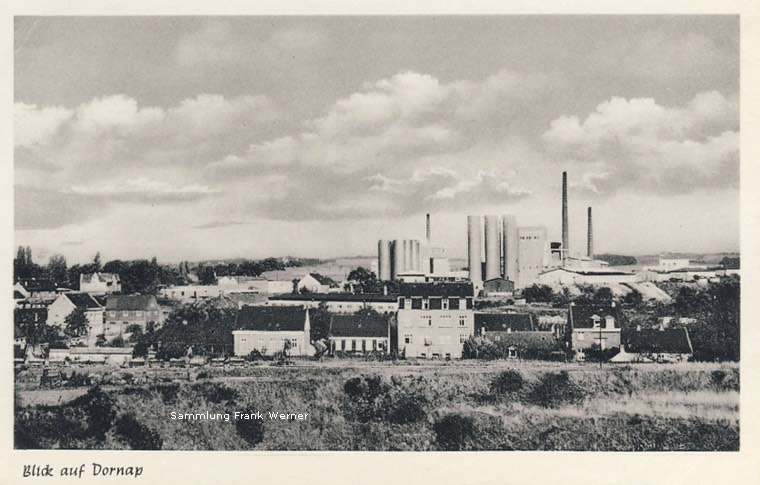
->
[69,178,219,202]
[15,186,102,230]
[15,102,73,147]
[193,221,253,229]
[543,91,739,195]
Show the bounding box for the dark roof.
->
[309,273,338,286]
[106,295,158,311]
[17,278,57,292]
[621,328,693,354]
[398,282,474,298]
[235,306,309,332]
[481,331,559,350]
[475,313,534,332]
[65,293,103,310]
[14,290,25,299]
[568,304,624,329]
[330,314,390,338]
[270,293,397,303]
[93,295,109,306]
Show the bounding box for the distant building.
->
[475,312,535,335]
[104,295,162,339]
[482,278,515,297]
[611,327,694,363]
[159,285,224,303]
[267,293,398,314]
[329,314,391,355]
[47,293,104,335]
[396,282,474,359]
[538,267,637,286]
[79,272,122,295]
[567,303,624,360]
[232,306,315,357]
[297,273,339,294]
[14,278,58,300]
[517,227,548,289]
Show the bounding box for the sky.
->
[13,16,740,265]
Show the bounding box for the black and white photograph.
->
[4,6,759,483]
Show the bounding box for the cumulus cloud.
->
[543,91,738,194]
[15,102,73,147]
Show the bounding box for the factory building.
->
[517,226,548,288]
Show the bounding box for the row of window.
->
[399,297,473,310]
[403,334,469,344]
[108,310,159,318]
[334,339,386,352]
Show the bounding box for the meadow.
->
[14,361,739,451]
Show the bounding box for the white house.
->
[296,273,337,294]
[329,314,391,355]
[80,272,122,295]
[232,306,315,357]
[47,293,104,334]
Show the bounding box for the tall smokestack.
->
[467,215,483,284]
[426,214,431,245]
[484,215,500,280]
[587,207,594,259]
[562,171,569,262]
[502,215,518,283]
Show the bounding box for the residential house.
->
[47,293,105,339]
[329,314,391,355]
[567,303,624,360]
[104,295,162,340]
[297,273,338,294]
[610,327,694,363]
[79,272,122,295]
[159,284,223,303]
[267,293,398,314]
[232,306,315,357]
[474,312,561,359]
[14,278,58,301]
[396,282,474,359]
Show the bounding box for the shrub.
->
[433,414,476,451]
[152,383,181,404]
[235,412,265,447]
[191,382,239,404]
[69,385,117,440]
[490,370,524,395]
[115,414,163,450]
[525,371,585,408]
[387,393,428,424]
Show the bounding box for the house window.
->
[291,339,298,348]
[404,334,412,344]
[378,341,385,350]
[460,335,468,343]
[427,316,432,326]
[372,340,377,350]
[110,311,116,317]
[341,340,346,351]
[422,298,430,310]
[241,338,247,342]
[459,316,467,326]
[404,298,412,309]
[122,311,129,317]
[442,299,449,310]
[136,311,143,317]
[351,340,356,351]
[361,340,366,352]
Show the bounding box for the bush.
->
[190,382,239,404]
[69,385,117,440]
[387,393,428,424]
[152,383,181,404]
[525,371,585,408]
[343,375,429,424]
[115,414,163,450]
[235,412,265,447]
[433,414,476,451]
[490,370,524,395]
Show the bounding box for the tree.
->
[623,288,643,308]
[345,267,379,294]
[523,284,554,303]
[14,245,44,280]
[46,254,68,287]
[198,265,216,285]
[95,334,107,347]
[92,252,102,272]
[593,287,614,305]
[310,302,331,342]
[64,307,88,338]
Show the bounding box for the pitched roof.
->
[80,272,120,284]
[398,282,474,298]
[17,278,57,292]
[14,290,25,299]
[106,294,158,311]
[308,273,338,286]
[621,327,693,354]
[475,313,534,332]
[270,293,396,303]
[65,293,103,310]
[568,304,624,329]
[235,306,308,332]
[330,314,390,338]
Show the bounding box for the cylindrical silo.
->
[484,215,501,280]
[378,240,391,281]
[502,215,518,283]
[467,215,483,283]
[391,240,403,280]
[411,240,420,272]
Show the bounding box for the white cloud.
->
[15,102,73,147]
[543,91,739,194]
[69,178,218,199]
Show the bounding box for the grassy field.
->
[14,361,739,451]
